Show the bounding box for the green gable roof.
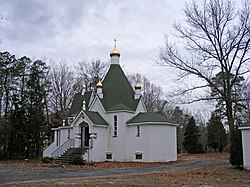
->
[84,111,108,126]
[68,91,92,116]
[100,64,139,111]
[127,112,174,125]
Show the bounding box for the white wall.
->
[135,99,147,113]
[89,98,106,117]
[71,114,85,148]
[126,125,149,161]
[126,124,177,162]
[148,125,177,162]
[242,129,250,170]
[105,112,135,161]
[60,129,69,145]
[88,126,109,162]
[43,142,56,157]
[43,128,71,157]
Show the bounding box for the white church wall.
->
[126,124,177,162]
[72,126,80,147]
[88,126,109,162]
[242,129,250,170]
[105,111,135,161]
[60,128,69,145]
[88,98,106,117]
[126,125,149,161]
[135,99,147,114]
[147,125,177,162]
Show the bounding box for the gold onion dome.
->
[135,82,141,89]
[96,80,103,88]
[82,99,86,105]
[110,48,121,57]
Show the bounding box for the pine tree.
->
[171,106,190,153]
[207,113,227,152]
[183,116,202,154]
[26,59,49,157]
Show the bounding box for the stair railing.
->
[51,139,75,159]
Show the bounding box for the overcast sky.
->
[0,0,211,111]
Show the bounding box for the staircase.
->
[55,147,88,164]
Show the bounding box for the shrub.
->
[71,156,86,165]
[41,157,53,164]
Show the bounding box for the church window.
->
[114,115,117,137]
[137,126,140,137]
[67,129,70,139]
[106,153,112,160]
[135,152,143,160]
[56,130,60,146]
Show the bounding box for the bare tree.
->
[75,60,108,91]
[128,73,173,113]
[48,61,76,124]
[160,0,249,166]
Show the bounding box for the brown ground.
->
[0,158,176,169]
[2,153,250,187]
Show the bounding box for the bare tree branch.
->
[159,0,250,166]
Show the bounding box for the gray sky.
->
[0,0,211,111]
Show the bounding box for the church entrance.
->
[79,121,89,148]
[84,127,89,147]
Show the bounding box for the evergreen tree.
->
[211,72,244,164]
[183,116,202,154]
[207,113,227,152]
[0,51,50,158]
[171,106,190,153]
[26,59,49,157]
[0,51,19,158]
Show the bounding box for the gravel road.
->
[0,159,228,185]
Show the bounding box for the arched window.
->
[67,129,70,139]
[137,126,140,137]
[114,115,117,137]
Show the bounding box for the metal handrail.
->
[51,139,75,158]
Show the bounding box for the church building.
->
[43,46,178,162]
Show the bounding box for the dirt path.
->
[0,159,227,185]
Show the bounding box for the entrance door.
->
[84,127,89,147]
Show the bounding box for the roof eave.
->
[93,124,109,127]
[106,109,135,113]
[239,126,250,130]
[127,122,178,126]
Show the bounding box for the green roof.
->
[84,111,108,126]
[127,112,174,125]
[100,64,139,111]
[68,91,92,116]
[241,121,250,128]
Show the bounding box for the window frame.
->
[106,153,112,160]
[67,129,70,139]
[113,115,118,137]
[135,152,143,160]
[137,125,140,137]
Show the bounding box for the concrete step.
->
[55,148,88,164]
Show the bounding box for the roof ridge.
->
[101,64,138,111]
